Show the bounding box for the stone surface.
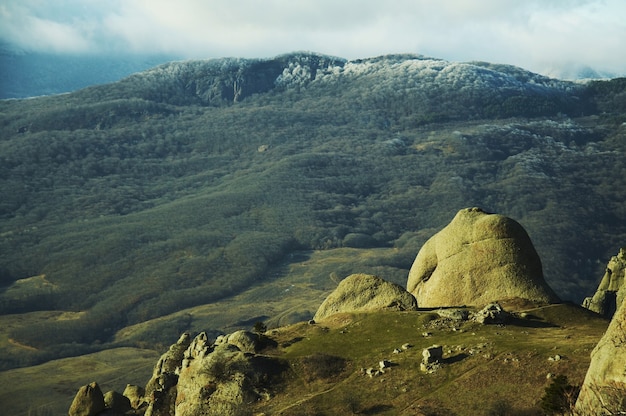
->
[473,303,509,324]
[576,288,626,415]
[407,207,559,307]
[144,332,191,416]
[227,330,259,353]
[103,390,131,414]
[422,345,443,364]
[122,384,145,409]
[313,273,418,321]
[68,382,105,416]
[582,247,626,318]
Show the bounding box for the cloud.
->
[0,0,625,76]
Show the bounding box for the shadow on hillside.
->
[508,316,558,328]
[280,336,304,348]
[443,353,469,365]
[360,404,394,414]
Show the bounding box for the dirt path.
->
[8,338,38,351]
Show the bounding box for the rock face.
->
[582,248,626,318]
[313,273,418,321]
[407,207,559,307]
[575,289,626,415]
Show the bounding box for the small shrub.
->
[540,375,579,415]
[299,353,347,382]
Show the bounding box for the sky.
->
[1,0,625,78]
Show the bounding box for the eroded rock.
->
[68,382,105,416]
[314,273,418,321]
[582,247,626,319]
[576,287,626,415]
[407,207,559,307]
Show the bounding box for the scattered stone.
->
[402,343,412,350]
[435,308,470,321]
[422,332,432,337]
[421,345,443,373]
[407,207,559,307]
[473,303,509,324]
[379,360,392,369]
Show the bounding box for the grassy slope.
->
[256,303,608,415]
[0,347,158,416]
[0,302,607,416]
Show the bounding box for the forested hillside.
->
[1,52,625,371]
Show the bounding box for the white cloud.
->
[1,0,625,76]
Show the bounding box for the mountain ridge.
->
[0,53,625,414]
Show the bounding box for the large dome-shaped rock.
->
[313,273,418,321]
[575,291,626,414]
[582,247,626,319]
[407,207,559,307]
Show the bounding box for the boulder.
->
[122,384,145,409]
[473,303,508,324]
[313,273,418,321]
[575,287,626,415]
[68,382,105,416]
[227,330,259,353]
[103,390,131,414]
[582,247,626,318]
[422,345,443,364]
[407,207,559,307]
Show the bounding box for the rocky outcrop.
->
[407,207,559,307]
[313,273,418,321]
[70,331,285,416]
[582,248,626,318]
[68,382,105,416]
[575,286,626,415]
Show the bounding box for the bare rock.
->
[576,285,626,414]
[473,303,509,324]
[103,390,131,414]
[144,333,191,416]
[68,382,105,416]
[582,247,626,318]
[407,207,559,307]
[227,330,259,353]
[313,273,418,321]
[122,384,146,409]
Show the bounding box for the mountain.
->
[0,52,625,413]
[0,47,178,99]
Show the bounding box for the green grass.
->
[255,304,608,415]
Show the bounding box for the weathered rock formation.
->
[68,382,105,416]
[575,284,626,415]
[69,331,285,416]
[582,247,626,318]
[407,207,559,307]
[313,273,418,321]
